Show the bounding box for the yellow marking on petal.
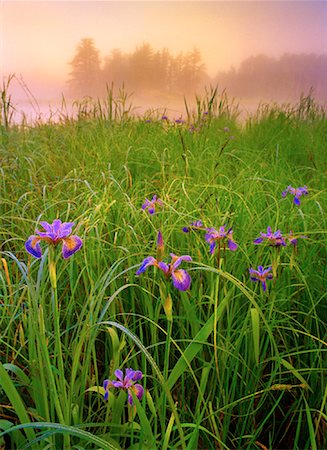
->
[173,270,184,282]
[63,236,77,250]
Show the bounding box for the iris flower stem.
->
[162,315,173,426]
[217,243,221,269]
[213,276,221,386]
[48,248,70,443]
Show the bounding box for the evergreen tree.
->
[68,38,102,98]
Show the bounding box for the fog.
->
[2,1,327,122]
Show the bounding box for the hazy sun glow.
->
[1,1,327,109]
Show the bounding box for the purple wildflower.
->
[175,118,185,124]
[182,220,204,233]
[141,195,163,215]
[287,231,307,246]
[249,266,273,292]
[103,368,144,405]
[254,227,286,247]
[205,226,238,254]
[136,252,192,291]
[25,219,83,259]
[161,115,169,121]
[282,186,308,206]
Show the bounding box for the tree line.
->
[67,38,327,101]
[67,38,208,98]
[214,53,327,100]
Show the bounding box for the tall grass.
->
[0,82,326,449]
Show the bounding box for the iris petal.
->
[58,222,75,238]
[158,261,169,274]
[25,236,42,258]
[136,256,157,275]
[132,370,143,381]
[171,254,192,270]
[228,239,238,251]
[61,235,83,259]
[172,269,191,291]
[39,221,53,233]
[52,219,62,234]
[114,369,124,381]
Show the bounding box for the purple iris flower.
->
[205,226,238,254]
[175,118,185,124]
[254,227,286,247]
[103,368,144,405]
[141,195,163,215]
[182,220,204,233]
[249,266,273,292]
[161,115,169,121]
[25,219,83,259]
[287,231,307,246]
[136,253,192,291]
[282,186,308,206]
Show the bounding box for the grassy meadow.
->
[0,89,326,449]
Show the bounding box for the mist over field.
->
[2,1,327,122]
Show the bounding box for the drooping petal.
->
[171,254,192,270]
[250,275,259,282]
[62,235,83,259]
[128,384,144,405]
[294,196,301,206]
[172,269,191,291]
[227,239,238,251]
[131,370,143,382]
[25,236,42,258]
[141,199,150,210]
[254,237,263,244]
[136,256,158,275]
[209,241,216,254]
[133,383,144,401]
[148,206,155,215]
[103,379,111,391]
[261,281,267,292]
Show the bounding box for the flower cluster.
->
[205,226,238,253]
[103,368,144,405]
[183,221,238,254]
[249,266,273,292]
[282,185,308,206]
[254,227,306,248]
[136,231,192,291]
[142,195,163,215]
[22,181,309,410]
[25,219,83,259]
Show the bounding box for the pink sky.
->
[1,1,327,100]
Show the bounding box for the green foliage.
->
[0,92,326,449]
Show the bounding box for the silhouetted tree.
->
[103,48,130,87]
[68,38,102,98]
